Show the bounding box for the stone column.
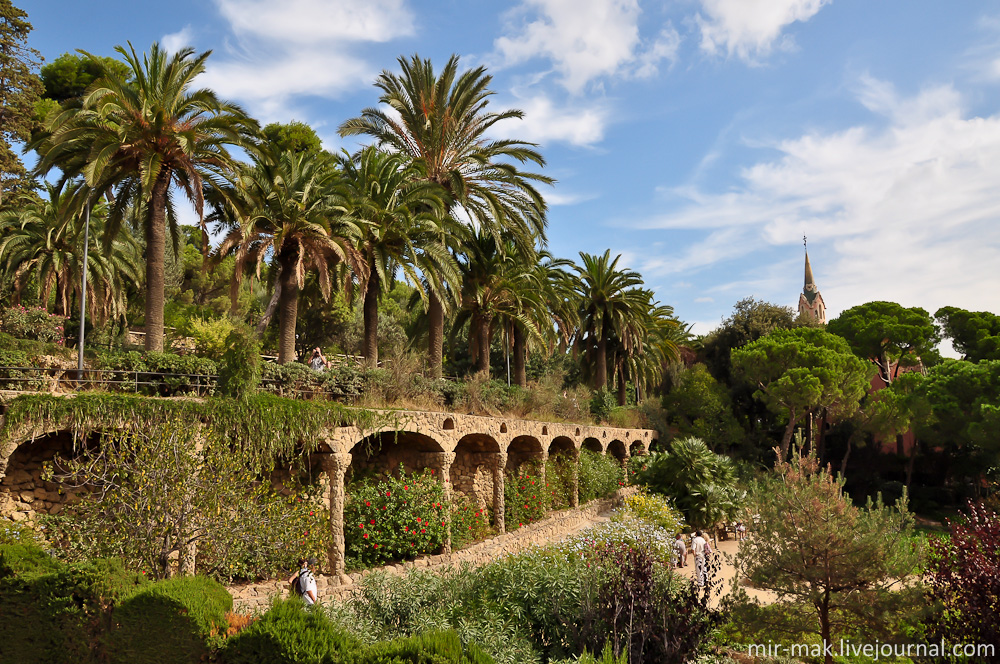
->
[571,450,580,508]
[622,453,631,485]
[539,449,549,496]
[317,452,352,576]
[493,452,507,534]
[432,452,456,553]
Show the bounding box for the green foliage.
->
[661,364,743,452]
[700,297,798,383]
[545,455,576,510]
[0,547,148,664]
[504,463,549,530]
[363,630,496,664]
[732,326,873,459]
[0,518,44,548]
[0,0,42,196]
[188,316,237,360]
[220,596,364,664]
[577,449,624,504]
[94,349,218,395]
[218,325,262,399]
[0,304,66,344]
[39,51,132,101]
[935,306,1000,362]
[588,388,617,422]
[261,360,366,399]
[42,422,328,582]
[450,493,492,550]
[0,542,60,577]
[827,301,941,380]
[730,451,920,658]
[262,120,325,155]
[634,437,742,531]
[109,575,232,664]
[619,490,685,534]
[344,466,447,568]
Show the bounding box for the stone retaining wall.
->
[227,485,640,613]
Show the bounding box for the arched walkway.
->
[451,434,501,511]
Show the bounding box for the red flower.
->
[421,529,425,533]
[416,517,422,523]
[365,501,371,506]
[374,544,379,548]
[441,521,445,526]
[359,523,364,528]
[404,485,408,490]
[363,533,369,539]
[309,511,315,516]
[370,519,375,524]
[386,491,391,497]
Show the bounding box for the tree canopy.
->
[39,51,131,102]
[0,0,43,204]
[935,306,1000,362]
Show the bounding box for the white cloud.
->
[696,0,831,62]
[546,190,600,206]
[694,296,714,303]
[494,0,679,94]
[161,26,194,54]
[499,94,610,147]
[201,0,414,120]
[635,77,1000,320]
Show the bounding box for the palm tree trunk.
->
[617,365,627,406]
[513,325,527,388]
[255,280,282,336]
[143,175,170,352]
[363,273,380,367]
[595,335,608,390]
[427,291,444,378]
[476,315,491,376]
[277,254,299,364]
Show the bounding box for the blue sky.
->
[21,0,1000,336]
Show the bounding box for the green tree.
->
[333,146,456,366]
[827,301,940,384]
[908,359,1000,488]
[31,42,257,352]
[634,436,741,532]
[661,364,743,453]
[732,327,873,461]
[339,54,552,377]
[573,250,650,392]
[700,297,798,384]
[212,149,362,363]
[0,182,141,324]
[732,451,919,664]
[39,52,131,102]
[261,120,323,155]
[935,306,1000,362]
[0,0,43,204]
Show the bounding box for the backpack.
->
[296,568,314,596]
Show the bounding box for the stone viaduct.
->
[0,400,656,575]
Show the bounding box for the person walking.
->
[288,556,319,605]
[692,530,708,587]
[674,533,687,568]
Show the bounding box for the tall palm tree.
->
[30,42,257,351]
[573,250,650,391]
[339,54,552,377]
[212,149,362,363]
[332,146,458,366]
[0,183,141,326]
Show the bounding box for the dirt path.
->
[675,537,778,606]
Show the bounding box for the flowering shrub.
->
[545,456,576,510]
[619,491,685,535]
[0,519,44,547]
[451,493,493,550]
[0,305,66,345]
[505,463,549,531]
[344,466,446,568]
[578,450,625,504]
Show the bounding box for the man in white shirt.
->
[691,531,708,586]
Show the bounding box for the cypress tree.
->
[0,0,43,206]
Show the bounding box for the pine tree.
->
[0,0,43,205]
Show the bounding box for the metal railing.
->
[0,366,217,397]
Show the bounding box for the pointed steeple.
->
[798,237,826,324]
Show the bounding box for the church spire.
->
[798,236,826,324]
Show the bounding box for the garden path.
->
[675,538,779,606]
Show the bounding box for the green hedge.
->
[364,631,495,664]
[110,575,232,664]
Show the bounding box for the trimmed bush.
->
[109,575,232,664]
[363,630,495,664]
[577,450,623,503]
[221,597,364,664]
[504,464,548,531]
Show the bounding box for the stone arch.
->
[0,430,99,522]
[607,439,628,462]
[629,440,646,456]
[548,436,576,458]
[347,430,445,482]
[505,435,543,474]
[451,434,501,510]
[581,437,603,454]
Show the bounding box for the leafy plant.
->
[577,450,623,504]
[344,466,447,568]
[0,305,66,344]
[504,463,549,530]
[188,316,236,361]
[450,493,493,550]
[217,325,262,400]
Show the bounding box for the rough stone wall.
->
[0,433,83,522]
[227,486,640,613]
[450,452,494,509]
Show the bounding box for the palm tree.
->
[339,54,552,377]
[212,149,362,363]
[573,250,650,391]
[332,146,458,366]
[31,42,257,351]
[0,183,141,326]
